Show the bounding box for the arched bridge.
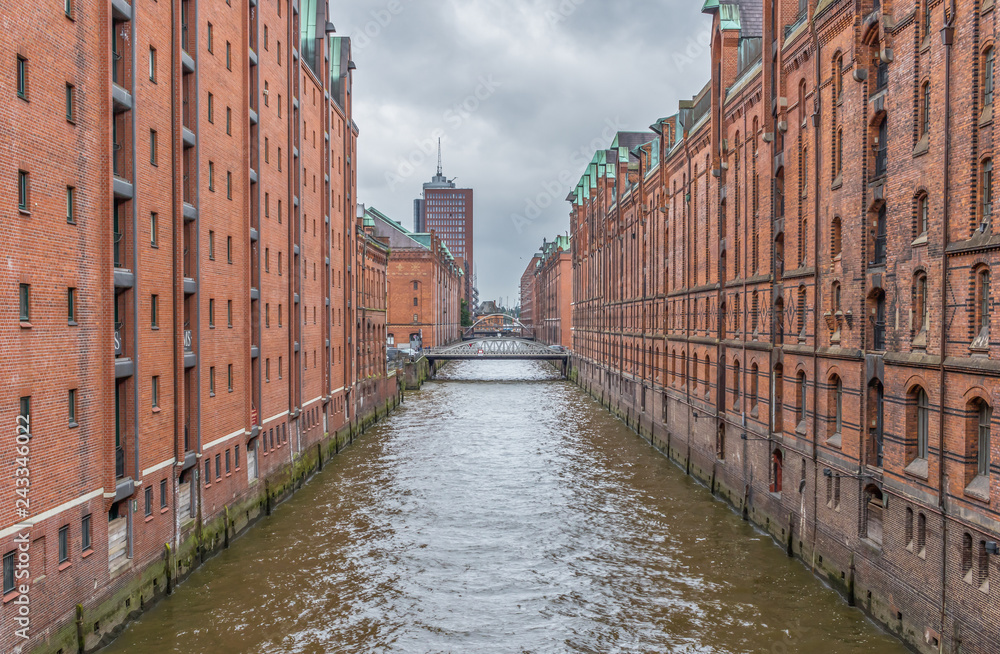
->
[426,338,568,361]
[463,314,533,339]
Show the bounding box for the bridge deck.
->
[425,338,568,360]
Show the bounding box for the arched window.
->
[775,296,785,343]
[872,289,886,350]
[920,81,931,137]
[830,374,843,437]
[869,380,885,466]
[798,79,807,124]
[963,532,974,576]
[984,47,995,108]
[835,128,843,178]
[751,363,759,409]
[771,449,784,493]
[979,540,991,587]
[752,292,760,332]
[772,363,784,433]
[797,286,807,336]
[832,215,842,257]
[871,204,888,266]
[914,273,929,336]
[834,53,844,101]
[832,281,842,313]
[733,359,741,409]
[774,168,785,220]
[796,371,807,427]
[906,507,915,548]
[704,355,711,396]
[982,158,994,227]
[975,267,991,342]
[917,193,929,236]
[874,117,888,178]
[917,513,927,555]
[917,388,930,460]
[976,400,992,478]
[864,484,884,545]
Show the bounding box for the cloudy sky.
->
[336,0,710,305]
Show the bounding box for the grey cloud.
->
[338,0,710,304]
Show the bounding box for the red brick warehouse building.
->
[568,0,1000,651]
[519,236,572,347]
[0,0,396,650]
[367,206,464,350]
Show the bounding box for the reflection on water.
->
[105,360,904,653]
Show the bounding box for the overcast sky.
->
[337,0,710,305]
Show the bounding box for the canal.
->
[105,360,905,653]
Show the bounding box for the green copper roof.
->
[719,3,741,30]
[702,0,720,11]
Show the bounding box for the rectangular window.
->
[225,449,231,474]
[266,357,270,380]
[226,171,232,199]
[235,444,241,469]
[226,41,231,69]
[16,55,27,99]
[227,235,233,262]
[207,22,213,53]
[19,397,30,427]
[277,42,281,65]
[208,230,215,259]
[68,388,77,425]
[279,356,283,379]
[65,83,75,121]
[278,304,282,326]
[264,25,268,50]
[150,129,158,165]
[18,170,28,212]
[2,551,12,594]
[66,186,75,223]
[265,192,269,217]
[208,93,214,122]
[149,46,156,81]
[144,486,153,516]
[151,212,158,246]
[227,364,233,392]
[208,161,215,190]
[19,283,29,322]
[151,294,158,327]
[227,299,232,327]
[67,287,77,323]
[151,375,159,408]
[160,478,167,508]
[265,249,270,272]
[209,366,216,395]
[215,453,221,479]
[58,526,69,564]
[226,106,231,135]
[265,137,269,162]
[81,515,91,552]
[278,147,282,171]
[208,298,215,327]
[205,459,211,485]
[65,0,73,17]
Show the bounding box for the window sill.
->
[19,321,32,329]
[58,561,72,572]
[904,457,929,480]
[151,326,160,331]
[826,432,842,448]
[980,105,994,127]
[912,135,929,157]
[68,421,79,429]
[920,36,931,53]
[19,209,30,216]
[911,233,928,247]
[144,514,154,523]
[68,320,78,327]
[152,407,161,414]
[209,392,216,398]
[81,548,93,559]
[831,175,843,190]
[985,0,996,13]
[964,475,991,502]
[3,590,21,604]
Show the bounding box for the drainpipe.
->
[938,0,956,648]
[810,1,822,564]
[170,0,180,550]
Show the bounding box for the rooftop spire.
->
[436,137,443,176]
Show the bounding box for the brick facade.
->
[569,1,1000,651]
[520,237,572,347]
[0,0,395,650]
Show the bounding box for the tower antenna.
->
[437,138,443,176]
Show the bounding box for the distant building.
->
[520,237,571,347]
[519,254,541,335]
[367,207,463,350]
[414,141,475,305]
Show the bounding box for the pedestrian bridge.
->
[425,338,568,361]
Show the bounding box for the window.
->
[68,388,77,425]
[215,454,221,479]
[19,283,30,322]
[917,194,929,236]
[18,169,28,212]
[151,375,160,409]
[2,551,13,595]
[979,541,991,586]
[976,268,991,338]
[228,364,233,392]
[67,287,77,323]
[149,46,156,81]
[225,449,231,474]
[208,93,214,122]
[915,274,929,335]
[982,159,993,226]
[226,171,232,199]
[266,357,270,381]
[208,161,215,190]
[978,401,991,477]
[830,375,842,436]
[835,129,843,178]
[864,485,884,545]
[227,235,233,262]
[226,41,231,69]
[906,507,915,549]
[413,297,418,307]
[151,294,158,327]
[917,513,927,555]
[81,514,91,552]
[985,47,995,108]
[16,55,27,99]
[835,54,844,101]
[209,230,215,259]
[205,460,211,485]
[226,106,231,135]
[19,397,30,430]
[151,212,158,247]
[235,444,241,469]
[874,118,888,177]
[65,83,75,121]
[150,129,158,165]
[917,388,929,460]
[277,42,281,65]
[413,281,418,290]
[771,449,783,493]
[207,22,213,52]
[732,359,741,408]
[160,479,167,509]
[920,82,931,137]
[963,532,974,576]
[227,299,232,327]
[278,356,283,379]
[264,25,268,50]
[144,486,153,516]
[58,526,69,564]
[209,366,216,395]
[796,371,807,427]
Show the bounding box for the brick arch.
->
[961,385,995,410]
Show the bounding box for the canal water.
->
[105,360,905,653]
